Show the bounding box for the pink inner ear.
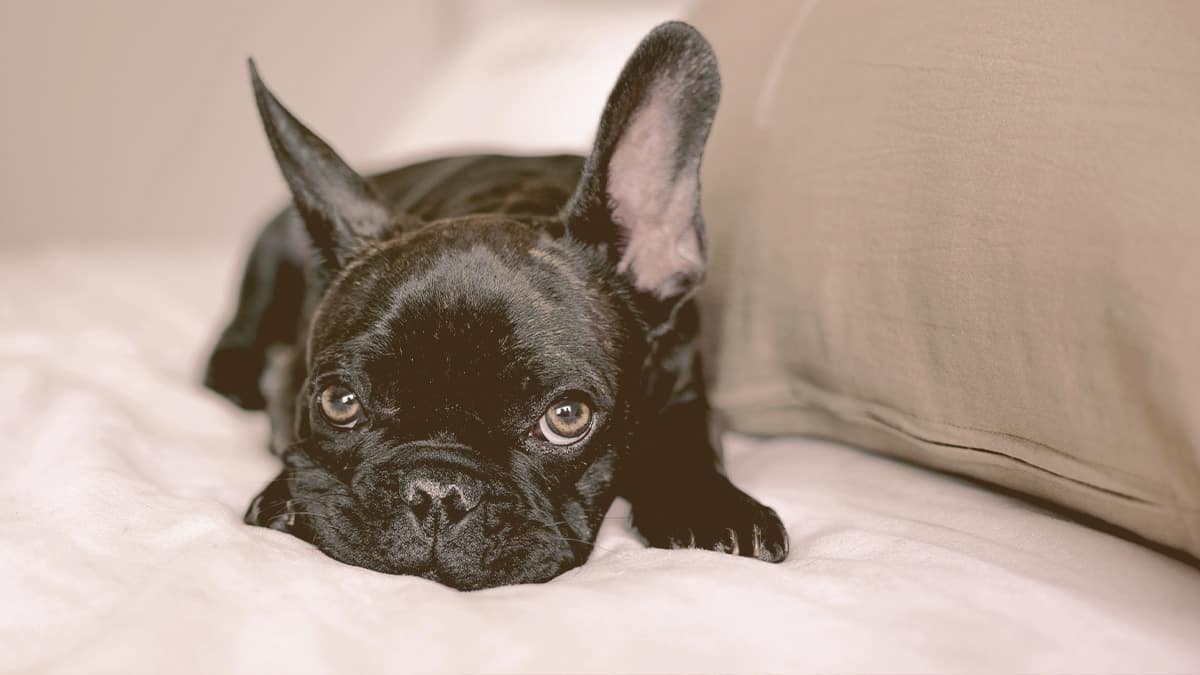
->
[608,84,704,299]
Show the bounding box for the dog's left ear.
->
[249,60,391,271]
[563,22,719,304]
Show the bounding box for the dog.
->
[204,21,787,590]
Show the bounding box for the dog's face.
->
[244,22,720,589]
[261,219,642,588]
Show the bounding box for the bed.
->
[3,2,1198,672]
[0,243,1196,673]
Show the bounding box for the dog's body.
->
[205,22,787,590]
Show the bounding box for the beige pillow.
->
[691,0,1200,557]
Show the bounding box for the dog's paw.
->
[204,339,267,410]
[243,469,322,544]
[244,471,297,532]
[631,479,789,562]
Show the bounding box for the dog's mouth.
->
[244,470,589,590]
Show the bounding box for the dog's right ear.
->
[249,60,390,271]
[563,22,720,309]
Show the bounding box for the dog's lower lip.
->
[417,564,479,591]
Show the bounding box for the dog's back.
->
[370,154,584,221]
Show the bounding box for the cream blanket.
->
[1,245,1198,673]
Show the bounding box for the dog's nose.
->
[400,469,482,533]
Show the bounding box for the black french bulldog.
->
[204,21,787,590]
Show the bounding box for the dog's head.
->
[245,22,720,589]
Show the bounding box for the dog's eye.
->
[536,398,593,445]
[318,385,362,428]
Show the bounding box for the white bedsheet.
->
[2,244,1199,674]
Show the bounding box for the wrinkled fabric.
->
[1,245,1198,674]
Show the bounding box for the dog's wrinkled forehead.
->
[310,218,625,409]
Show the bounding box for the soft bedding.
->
[2,244,1199,674]
[4,3,1200,672]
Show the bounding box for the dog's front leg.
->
[622,393,789,562]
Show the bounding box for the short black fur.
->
[206,22,787,590]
